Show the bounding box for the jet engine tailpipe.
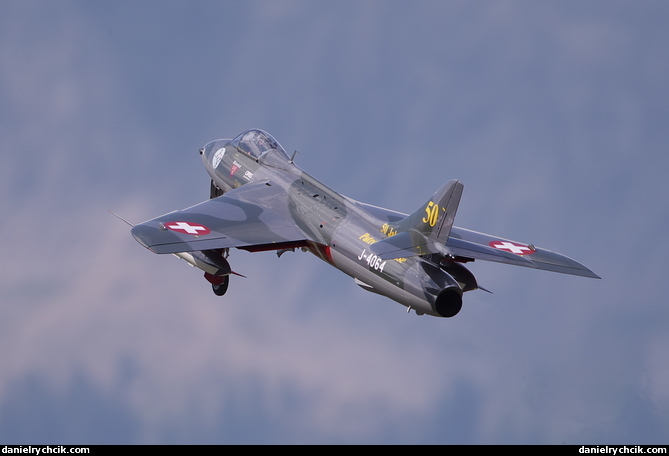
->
[403,261,465,317]
[434,286,463,318]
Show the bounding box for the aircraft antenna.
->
[108,210,135,227]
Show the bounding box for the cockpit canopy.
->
[229,129,289,161]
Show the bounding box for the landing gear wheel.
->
[210,180,225,199]
[212,275,230,296]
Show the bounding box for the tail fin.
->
[371,179,463,260]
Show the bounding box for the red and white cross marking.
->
[164,221,211,235]
[489,240,535,255]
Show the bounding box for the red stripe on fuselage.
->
[308,242,334,265]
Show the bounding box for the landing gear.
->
[212,275,230,296]
[210,180,225,199]
[204,271,230,297]
[202,249,244,297]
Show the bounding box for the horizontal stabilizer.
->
[371,231,454,260]
[370,179,463,260]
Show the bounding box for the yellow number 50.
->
[422,201,440,227]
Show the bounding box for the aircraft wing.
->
[351,200,599,279]
[131,181,310,254]
[447,227,600,278]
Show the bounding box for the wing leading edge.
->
[131,181,310,254]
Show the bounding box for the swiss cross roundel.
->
[489,240,535,255]
[164,221,211,236]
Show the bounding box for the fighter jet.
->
[130,129,599,317]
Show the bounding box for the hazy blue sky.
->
[1,0,668,444]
